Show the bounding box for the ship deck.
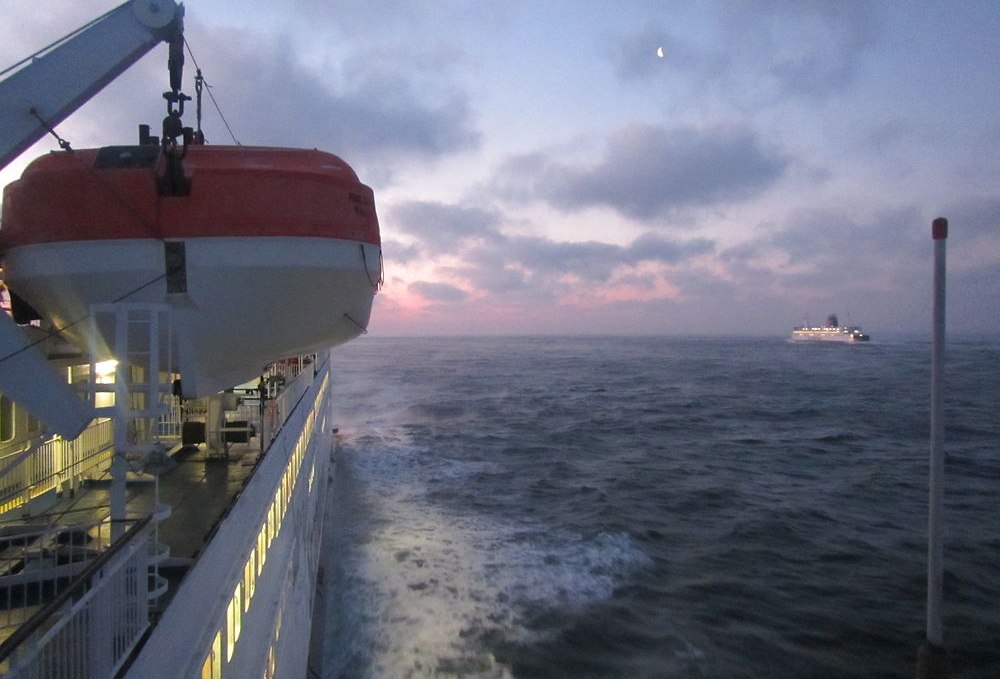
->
[0,438,262,635]
[142,443,261,564]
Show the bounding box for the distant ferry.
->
[791,314,870,343]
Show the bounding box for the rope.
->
[29,108,72,151]
[360,244,384,291]
[184,38,240,145]
[342,313,368,334]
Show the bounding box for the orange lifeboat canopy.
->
[1,145,380,247]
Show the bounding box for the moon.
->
[656,46,664,58]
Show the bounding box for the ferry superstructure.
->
[0,2,381,677]
[791,314,870,343]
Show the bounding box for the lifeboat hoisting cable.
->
[184,38,240,145]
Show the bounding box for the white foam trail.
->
[322,428,651,678]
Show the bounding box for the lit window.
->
[227,582,242,660]
[201,631,221,679]
[94,360,118,382]
[264,645,276,679]
[267,502,276,546]
[257,527,267,574]
[244,556,255,612]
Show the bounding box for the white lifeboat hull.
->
[3,236,379,396]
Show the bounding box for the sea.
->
[318,336,999,679]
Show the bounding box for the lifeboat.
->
[0,144,381,397]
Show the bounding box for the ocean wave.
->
[323,336,1000,678]
[323,433,653,678]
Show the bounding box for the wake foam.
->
[321,428,650,678]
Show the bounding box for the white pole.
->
[111,308,128,542]
[918,217,949,678]
[928,217,947,644]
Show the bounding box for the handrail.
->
[0,418,114,510]
[0,514,152,664]
[266,364,316,442]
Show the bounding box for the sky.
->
[1,0,999,337]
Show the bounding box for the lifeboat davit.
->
[0,144,381,397]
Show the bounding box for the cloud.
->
[501,237,623,283]
[609,1,880,99]
[718,0,880,96]
[608,24,728,84]
[1,10,481,182]
[941,195,1000,240]
[950,268,1000,337]
[383,203,713,302]
[768,206,922,266]
[716,206,927,304]
[400,208,717,304]
[0,5,107,66]
[937,196,1000,275]
[286,0,518,41]
[627,232,714,263]
[495,123,788,221]
[459,247,530,294]
[494,232,714,286]
[381,239,423,265]
[382,193,718,309]
[181,22,480,175]
[409,281,468,303]
[389,201,502,251]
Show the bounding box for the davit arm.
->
[0,0,183,171]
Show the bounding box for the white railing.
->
[157,399,184,439]
[0,517,111,630]
[0,517,154,679]
[260,355,316,447]
[0,419,115,514]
